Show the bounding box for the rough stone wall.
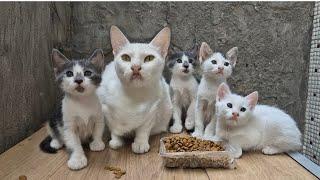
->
[0,2,70,153]
[70,2,314,130]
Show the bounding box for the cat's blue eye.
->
[211,60,217,64]
[84,70,92,76]
[177,59,182,63]
[240,107,246,112]
[227,103,232,108]
[66,71,73,77]
[224,62,230,66]
[188,59,193,63]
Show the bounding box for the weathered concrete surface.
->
[70,2,314,130]
[0,2,70,153]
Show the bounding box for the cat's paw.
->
[203,135,222,142]
[132,142,150,154]
[50,139,63,149]
[169,124,183,133]
[233,148,243,158]
[109,139,124,150]
[67,154,87,170]
[185,118,194,130]
[191,130,203,138]
[90,140,105,152]
[262,146,280,155]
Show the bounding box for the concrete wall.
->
[0,2,314,153]
[70,2,314,130]
[0,2,70,153]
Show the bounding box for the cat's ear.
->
[199,42,213,64]
[150,27,171,58]
[52,49,69,74]
[216,83,231,101]
[245,91,258,110]
[226,47,238,67]
[89,49,105,70]
[110,25,130,55]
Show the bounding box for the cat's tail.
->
[39,136,58,154]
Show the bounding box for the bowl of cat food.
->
[159,135,237,169]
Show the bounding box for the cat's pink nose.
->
[218,67,224,71]
[131,65,142,72]
[232,112,239,117]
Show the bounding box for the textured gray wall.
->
[0,2,70,153]
[0,2,314,153]
[69,2,314,130]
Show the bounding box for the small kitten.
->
[167,45,199,133]
[97,26,172,154]
[40,49,106,170]
[212,83,302,158]
[192,42,238,138]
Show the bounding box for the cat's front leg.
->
[231,144,243,158]
[64,125,87,170]
[203,114,217,140]
[109,132,124,150]
[185,99,196,130]
[132,120,154,154]
[170,92,183,133]
[89,116,105,152]
[192,98,206,138]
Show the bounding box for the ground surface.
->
[0,127,316,180]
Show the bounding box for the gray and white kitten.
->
[167,46,199,133]
[40,49,106,170]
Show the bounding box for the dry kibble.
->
[19,175,27,180]
[163,135,224,152]
[105,165,126,179]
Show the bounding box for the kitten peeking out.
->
[212,83,302,158]
[39,49,106,170]
[192,42,238,139]
[167,45,199,133]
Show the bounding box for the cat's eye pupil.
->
[84,71,92,76]
[240,107,246,112]
[224,62,230,66]
[227,103,232,108]
[144,55,155,62]
[121,54,131,62]
[177,59,182,63]
[189,59,193,63]
[211,60,217,64]
[66,71,73,77]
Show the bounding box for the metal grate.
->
[303,1,320,166]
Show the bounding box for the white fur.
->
[212,84,302,158]
[192,46,237,138]
[97,26,172,154]
[169,54,198,133]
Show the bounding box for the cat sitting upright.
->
[97,26,172,154]
[192,42,238,138]
[167,45,199,133]
[212,83,302,158]
[40,49,106,170]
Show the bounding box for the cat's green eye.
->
[144,55,155,62]
[121,54,131,62]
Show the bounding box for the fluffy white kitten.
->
[212,83,302,158]
[40,49,106,170]
[192,42,238,138]
[167,46,199,133]
[97,26,172,154]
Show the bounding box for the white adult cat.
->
[212,83,302,158]
[97,26,172,154]
[167,46,199,133]
[192,42,238,138]
[40,49,106,170]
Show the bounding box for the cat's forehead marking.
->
[209,52,226,62]
[73,63,84,74]
[182,54,189,62]
[223,94,248,108]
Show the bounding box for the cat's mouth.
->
[75,86,85,93]
[182,69,189,73]
[215,70,224,75]
[131,72,143,81]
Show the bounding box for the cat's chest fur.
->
[63,95,102,125]
[197,78,221,103]
[170,76,198,106]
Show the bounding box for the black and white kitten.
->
[40,49,106,170]
[167,45,199,133]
